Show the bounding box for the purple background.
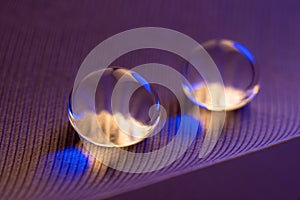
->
[0,0,299,199]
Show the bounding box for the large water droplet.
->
[68,67,161,147]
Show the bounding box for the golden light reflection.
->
[73,111,154,148]
[188,83,259,111]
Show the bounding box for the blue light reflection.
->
[132,72,152,94]
[46,147,89,179]
[233,42,255,63]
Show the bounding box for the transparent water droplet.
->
[183,39,260,111]
[68,67,161,147]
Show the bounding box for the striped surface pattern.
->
[0,0,300,199]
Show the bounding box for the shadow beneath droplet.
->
[39,122,90,178]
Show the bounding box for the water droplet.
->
[183,39,259,111]
[68,68,161,147]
